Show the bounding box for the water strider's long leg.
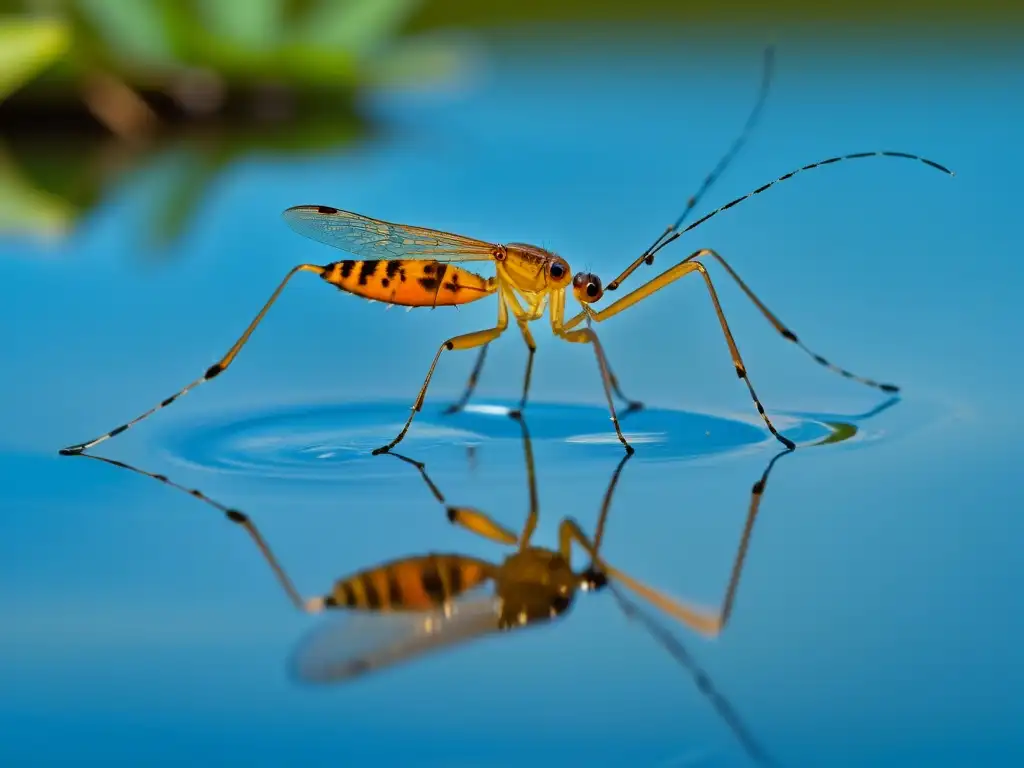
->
[442,344,489,415]
[548,290,635,454]
[372,293,510,455]
[556,325,633,453]
[441,322,536,417]
[564,251,796,450]
[604,359,645,416]
[573,249,898,393]
[510,321,538,417]
[509,290,644,416]
[60,264,327,455]
[73,452,314,612]
[443,323,641,418]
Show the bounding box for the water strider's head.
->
[494,547,606,630]
[571,271,604,305]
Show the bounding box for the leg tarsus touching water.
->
[373,295,510,455]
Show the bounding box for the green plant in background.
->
[0,14,69,101]
[0,0,461,248]
[0,15,75,238]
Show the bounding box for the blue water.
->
[2,30,1022,767]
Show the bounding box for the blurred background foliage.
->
[408,0,1021,31]
[0,0,456,248]
[0,0,1015,248]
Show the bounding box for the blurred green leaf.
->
[294,0,422,58]
[71,0,176,68]
[0,16,71,101]
[193,0,285,51]
[0,0,446,245]
[0,148,75,239]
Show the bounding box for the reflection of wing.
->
[289,591,503,685]
[282,206,500,262]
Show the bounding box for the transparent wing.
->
[288,590,504,685]
[282,206,500,262]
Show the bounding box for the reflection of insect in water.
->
[70,426,795,766]
[67,400,894,765]
[72,415,795,683]
[58,47,952,460]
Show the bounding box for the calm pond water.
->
[2,30,1022,767]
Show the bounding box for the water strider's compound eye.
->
[572,272,604,303]
[549,262,566,279]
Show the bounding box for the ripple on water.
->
[157,400,855,483]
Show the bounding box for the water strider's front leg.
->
[508,320,538,418]
[566,254,796,450]
[442,291,538,418]
[584,310,644,416]
[549,290,634,454]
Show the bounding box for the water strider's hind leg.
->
[60,264,327,455]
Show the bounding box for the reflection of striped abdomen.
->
[327,554,495,611]
[320,259,497,307]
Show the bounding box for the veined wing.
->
[289,590,504,685]
[282,206,501,262]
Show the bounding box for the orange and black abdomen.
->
[321,259,496,307]
[326,554,495,611]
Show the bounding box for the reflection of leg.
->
[449,507,519,545]
[567,445,793,638]
[75,452,310,612]
[559,518,722,636]
[607,587,776,768]
[373,298,509,455]
[591,450,635,555]
[387,451,519,546]
[508,412,539,547]
[442,344,489,415]
[716,446,791,630]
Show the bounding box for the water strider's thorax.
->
[494,547,580,629]
[501,243,572,295]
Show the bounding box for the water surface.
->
[1,29,1022,767]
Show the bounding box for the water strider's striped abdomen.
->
[321,259,497,307]
[326,554,496,611]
